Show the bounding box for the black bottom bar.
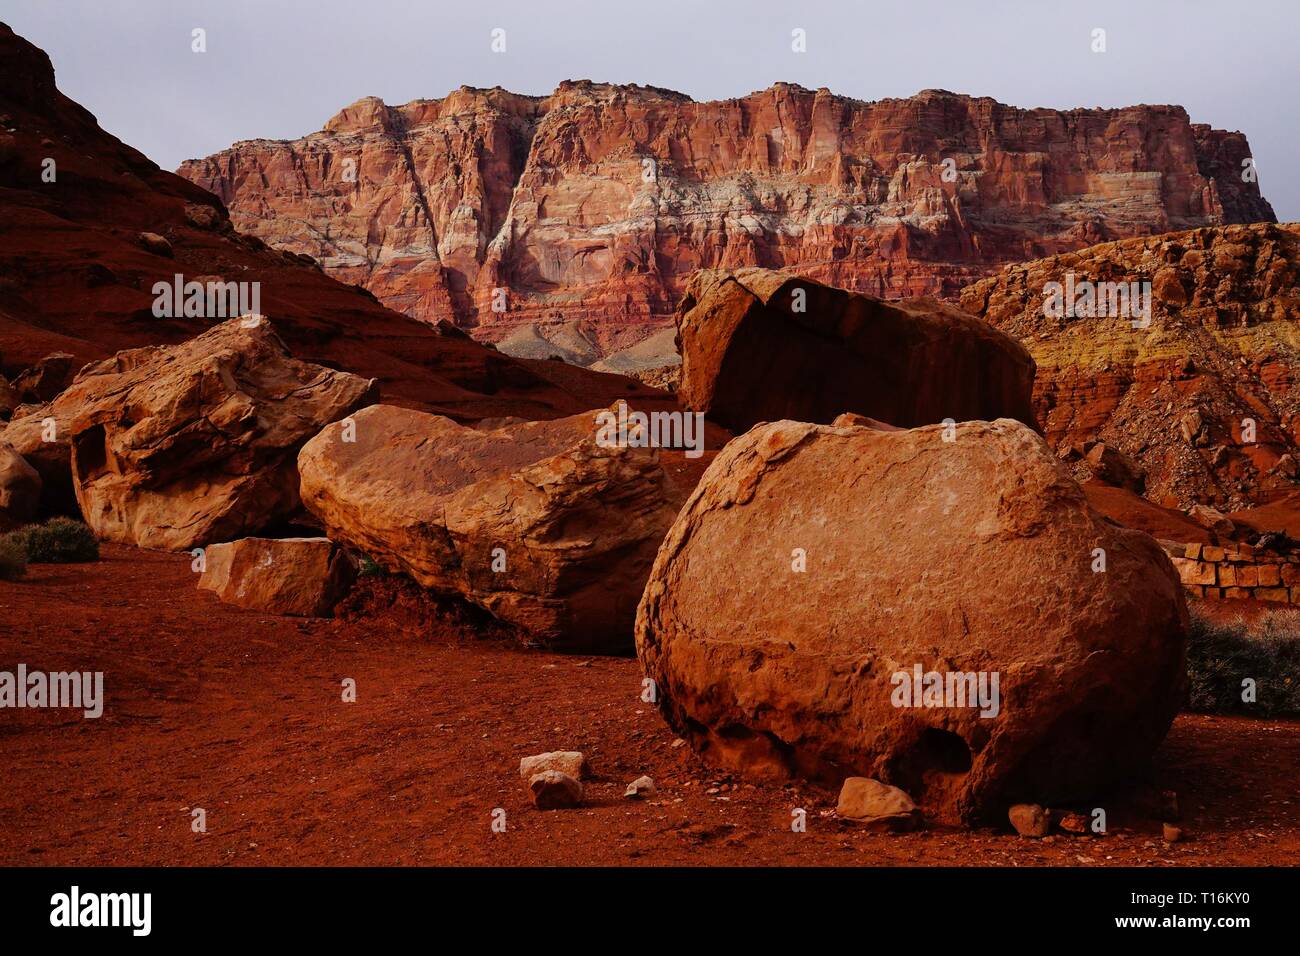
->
[0,866,1284,940]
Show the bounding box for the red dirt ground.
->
[1,544,1297,867]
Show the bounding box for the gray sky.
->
[6,0,1297,219]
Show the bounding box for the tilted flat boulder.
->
[635,415,1187,826]
[675,268,1037,433]
[297,404,678,652]
[55,317,376,549]
[197,536,356,617]
[0,441,40,531]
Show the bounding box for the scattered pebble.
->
[1008,803,1051,838]
[624,776,657,799]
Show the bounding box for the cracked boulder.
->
[54,317,376,549]
[297,403,678,652]
[635,415,1187,826]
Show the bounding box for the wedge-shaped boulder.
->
[635,415,1187,826]
[675,268,1037,433]
[56,317,376,549]
[297,404,677,651]
[198,536,356,617]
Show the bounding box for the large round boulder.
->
[635,416,1187,825]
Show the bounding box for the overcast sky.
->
[5,0,1297,219]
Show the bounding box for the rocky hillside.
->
[179,82,1274,357]
[960,222,1300,510]
[0,23,670,423]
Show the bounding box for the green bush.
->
[1186,608,1300,717]
[0,538,26,581]
[356,554,387,578]
[0,517,99,563]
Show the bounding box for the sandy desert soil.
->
[1,544,1297,867]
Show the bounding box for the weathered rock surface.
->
[635,416,1188,825]
[836,777,922,831]
[0,441,40,531]
[298,404,678,651]
[197,536,356,616]
[675,268,1037,433]
[52,317,376,550]
[961,223,1300,510]
[180,83,1273,358]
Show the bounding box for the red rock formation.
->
[960,223,1300,510]
[0,25,673,425]
[180,82,1274,356]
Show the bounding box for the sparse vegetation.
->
[1187,608,1300,717]
[0,538,27,581]
[0,517,100,563]
[356,554,387,578]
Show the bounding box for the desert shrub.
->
[0,517,99,563]
[1186,607,1300,717]
[356,554,387,578]
[0,538,26,581]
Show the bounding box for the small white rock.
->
[624,775,657,799]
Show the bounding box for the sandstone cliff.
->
[180,82,1274,356]
[0,25,672,424]
[960,222,1300,510]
